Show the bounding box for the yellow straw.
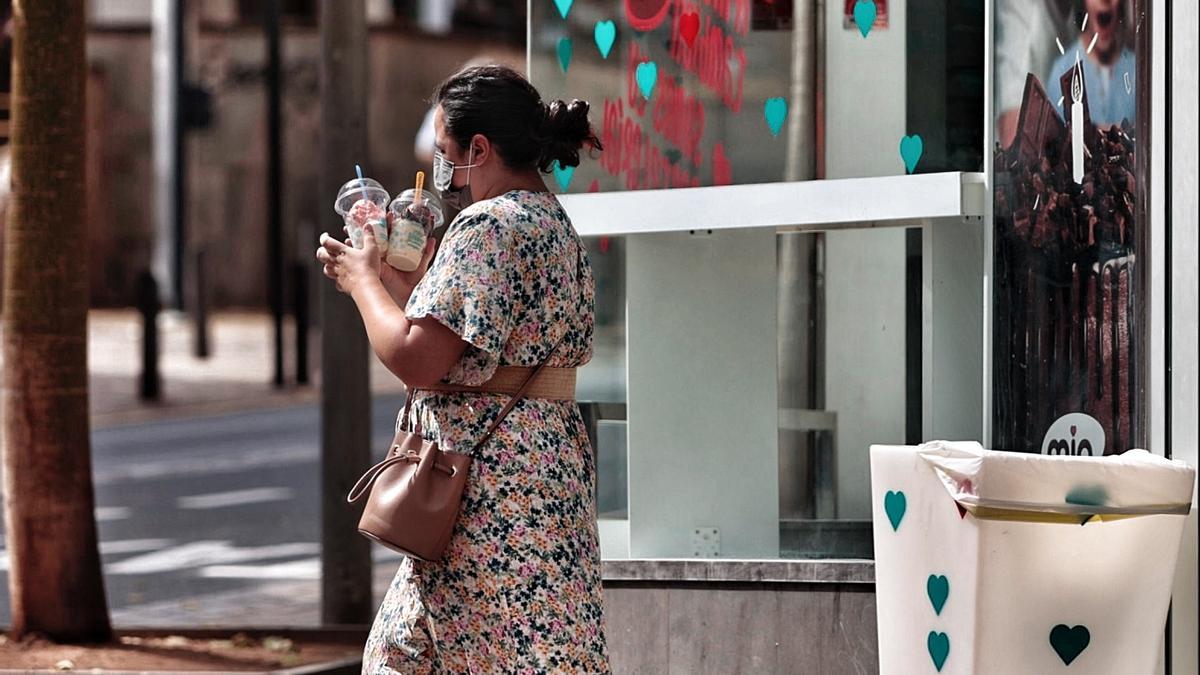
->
[414,171,425,204]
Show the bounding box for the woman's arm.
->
[350,275,468,386]
[317,225,468,387]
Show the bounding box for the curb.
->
[0,627,368,675]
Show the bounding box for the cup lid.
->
[334,177,390,215]
[389,189,445,229]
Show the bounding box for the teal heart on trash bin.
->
[884,490,906,531]
[900,134,924,174]
[553,0,573,19]
[552,160,575,191]
[1050,624,1090,666]
[927,631,950,672]
[927,574,949,616]
[853,0,876,37]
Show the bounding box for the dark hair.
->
[433,64,602,173]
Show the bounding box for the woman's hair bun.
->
[538,99,603,172]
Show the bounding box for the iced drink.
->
[386,176,443,272]
[333,176,390,254]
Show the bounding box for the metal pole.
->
[266,0,285,387]
[137,271,162,400]
[318,0,373,625]
[151,0,179,309]
[784,0,816,182]
[172,0,187,310]
[193,246,210,358]
[778,0,819,518]
[294,262,310,384]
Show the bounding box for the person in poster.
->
[992,0,1144,456]
[994,0,1071,147]
[1046,0,1136,126]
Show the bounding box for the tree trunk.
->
[2,0,112,642]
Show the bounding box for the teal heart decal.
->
[557,38,573,73]
[884,490,906,531]
[1050,625,1090,666]
[636,61,658,100]
[552,160,575,191]
[927,575,949,615]
[764,97,788,137]
[594,20,617,59]
[927,632,950,672]
[899,134,924,174]
[1065,484,1108,507]
[853,0,877,37]
[553,0,573,19]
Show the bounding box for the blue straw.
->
[355,164,366,189]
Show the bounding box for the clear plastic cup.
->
[333,177,390,253]
[386,189,444,272]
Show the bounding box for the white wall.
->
[924,217,984,443]
[1169,0,1198,671]
[822,0,910,519]
[823,228,908,519]
[626,229,780,558]
[824,0,908,180]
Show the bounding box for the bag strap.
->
[399,331,568,447]
[346,450,459,503]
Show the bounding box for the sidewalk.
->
[84,309,405,428]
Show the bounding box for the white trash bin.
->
[870,441,1195,674]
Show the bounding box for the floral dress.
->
[362,190,611,674]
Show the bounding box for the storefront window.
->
[578,226,925,560]
[548,1,987,560]
[991,0,1148,455]
[529,0,984,189]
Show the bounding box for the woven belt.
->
[420,366,577,400]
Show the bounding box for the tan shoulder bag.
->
[346,340,567,561]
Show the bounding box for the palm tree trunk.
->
[2,0,112,642]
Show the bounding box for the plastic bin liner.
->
[918,441,1195,523]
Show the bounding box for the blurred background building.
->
[75,0,523,309]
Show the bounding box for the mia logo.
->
[1041,413,1106,456]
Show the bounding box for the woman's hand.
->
[315,224,382,295]
[378,230,438,307]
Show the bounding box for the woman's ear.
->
[471,133,491,166]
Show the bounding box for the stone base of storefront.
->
[602,560,876,673]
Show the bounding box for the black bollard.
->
[193,246,210,359]
[293,261,309,385]
[135,271,162,400]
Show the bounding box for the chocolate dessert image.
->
[993,68,1140,455]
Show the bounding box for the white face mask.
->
[432,146,478,192]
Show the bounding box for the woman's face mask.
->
[433,146,479,209]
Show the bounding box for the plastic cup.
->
[333,177,390,253]
[386,189,444,272]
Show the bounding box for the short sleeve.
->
[405,210,517,382]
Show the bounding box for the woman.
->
[315,65,610,673]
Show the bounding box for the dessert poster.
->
[992,0,1148,455]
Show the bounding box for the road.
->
[0,394,408,627]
